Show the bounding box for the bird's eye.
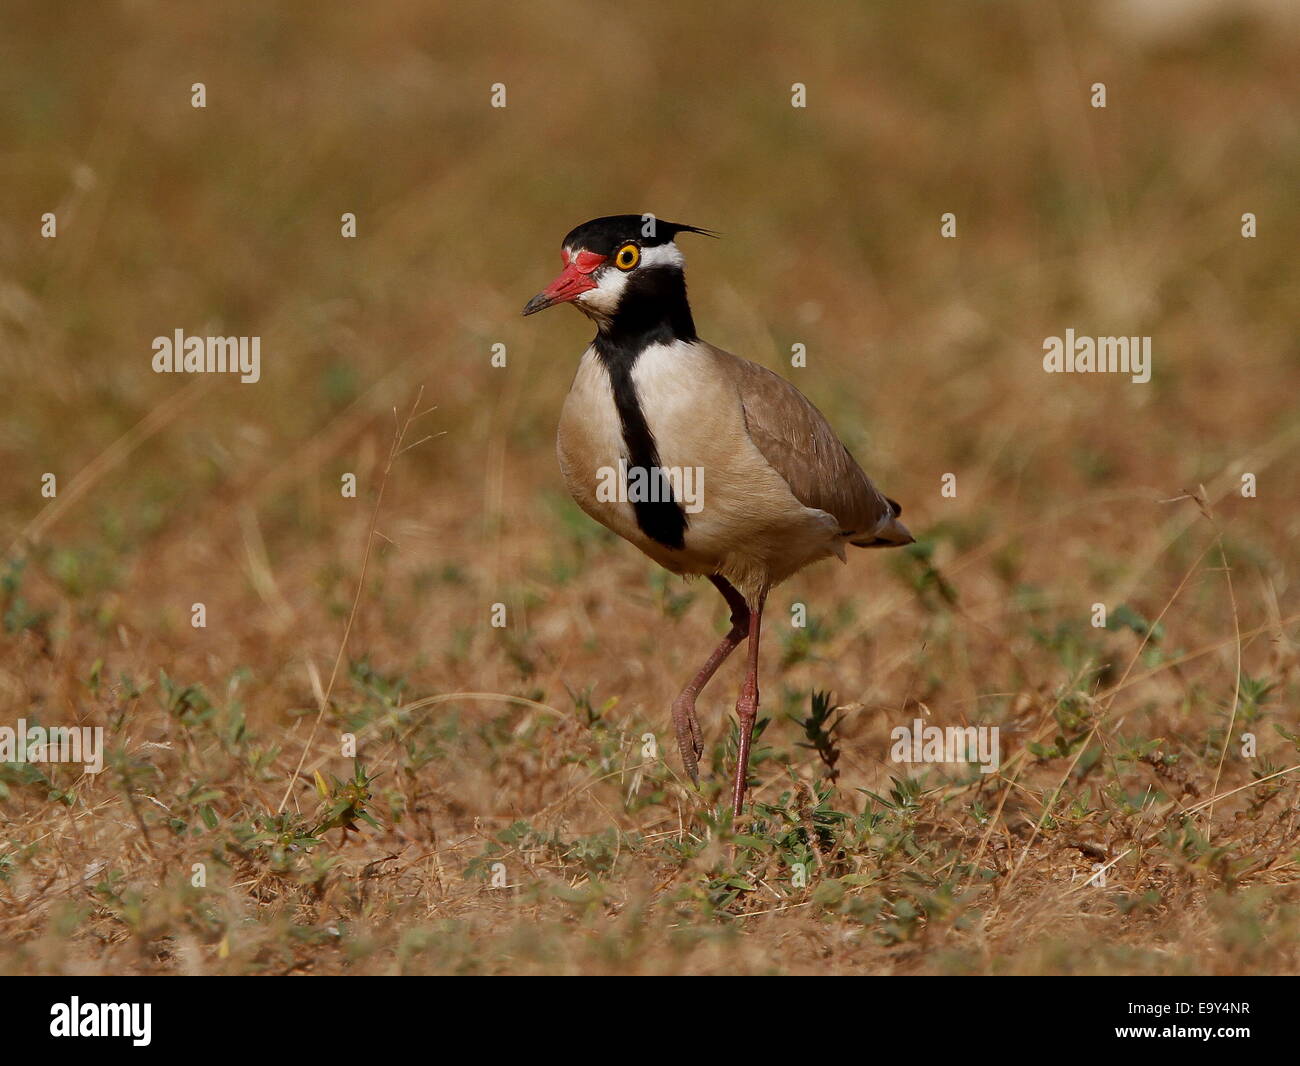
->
[614,243,640,271]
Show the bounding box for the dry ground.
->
[1,1,1298,975]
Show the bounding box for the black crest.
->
[562,214,716,255]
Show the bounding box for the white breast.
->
[557,340,844,597]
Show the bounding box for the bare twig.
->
[277,387,430,813]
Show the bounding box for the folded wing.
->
[705,343,913,548]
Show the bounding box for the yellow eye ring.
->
[614,243,640,271]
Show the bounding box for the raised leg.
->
[671,575,750,783]
[730,587,767,816]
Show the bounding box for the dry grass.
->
[1,0,1298,975]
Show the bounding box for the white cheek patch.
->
[571,241,684,321]
[575,268,629,318]
[638,242,684,270]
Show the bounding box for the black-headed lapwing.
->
[524,214,912,815]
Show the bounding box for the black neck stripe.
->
[593,265,696,551]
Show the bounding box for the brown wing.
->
[704,343,908,544]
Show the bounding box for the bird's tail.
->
[849,497,914,549]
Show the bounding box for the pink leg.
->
[671,576,750,783]
[730,588,767,816]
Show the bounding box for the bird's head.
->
[522,214,715,333]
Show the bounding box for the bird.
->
[523,214,912,815]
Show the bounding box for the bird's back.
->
[701,342,912,548]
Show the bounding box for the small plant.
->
[311,763,382,836]
[238,812,323,869]
[1,558,50,635]
[793,690,843,783]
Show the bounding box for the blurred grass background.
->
[0,0,1298,974]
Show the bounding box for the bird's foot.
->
[670,692,705,784]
